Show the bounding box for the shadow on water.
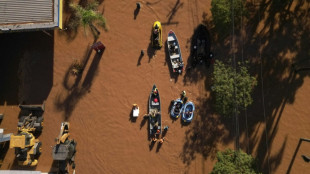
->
[241,1,310,173]
[180,118,191,127]
[134,6,140,20]
[147,43,157,63]
[156,142,163,153]
[48,160,59,173]
[146,0,162,6]
[149,141,156,151]
[137,52,144,66]
[287,138,310,173]
[54,41,104,120]
[166,0,184,25]
[179,22,230,170]
[167,99,173,114]
[0,142,10,168]
[183,24,212,85]
[180,75,234,172]
[140,117,147,130]
[189,0,310,173]
[0,31,54,105]
[61,41,96,92]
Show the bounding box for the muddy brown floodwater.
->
[1,0,310,174]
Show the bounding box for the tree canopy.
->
[212,60,257,116]
[69,1,108,35]
[211,0,246,35]
[211,149,261,174]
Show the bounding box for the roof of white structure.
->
[0,0,60,31]
[0,171,42,174]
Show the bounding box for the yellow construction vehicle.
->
[8,102,44,166]
[53,122,77,174]
[17,103,45,132]
[10,131,42,166]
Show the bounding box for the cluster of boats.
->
[151,21,184,74]
[170,98,195,122]
[151,21,212,73]
[144,21,203,137]
[144,84,195,137]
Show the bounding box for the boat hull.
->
[167,30,184,74]
[152,21,163,48]
[170,98,183,118]
[148,84,162,135]
[182,101,195,122]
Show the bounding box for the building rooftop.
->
[0,0,62,32]
[0,171,44,174]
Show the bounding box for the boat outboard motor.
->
[179,62,184,74]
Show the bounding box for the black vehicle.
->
[192,24,213,67]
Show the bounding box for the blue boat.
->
[167,30,184,74]
[182,101,195,122]
[148,84,162,135]
[170,98,184,118]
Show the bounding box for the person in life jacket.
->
[153,88,158,96]
[181,91,186,98]
[181,91,188,103]
[169,42,176,52]
[159,137,165,144]
[154,24,159,40]
[156,129,160,134]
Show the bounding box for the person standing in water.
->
[159,137,165,144]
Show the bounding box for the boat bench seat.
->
[170,54,180,59]
[152,101,159,105]
[172,62,179,68]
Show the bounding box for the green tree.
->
[211,0,246,35]
[212,60,257,116]
[211,149,261,174]
[69,1,108,36]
